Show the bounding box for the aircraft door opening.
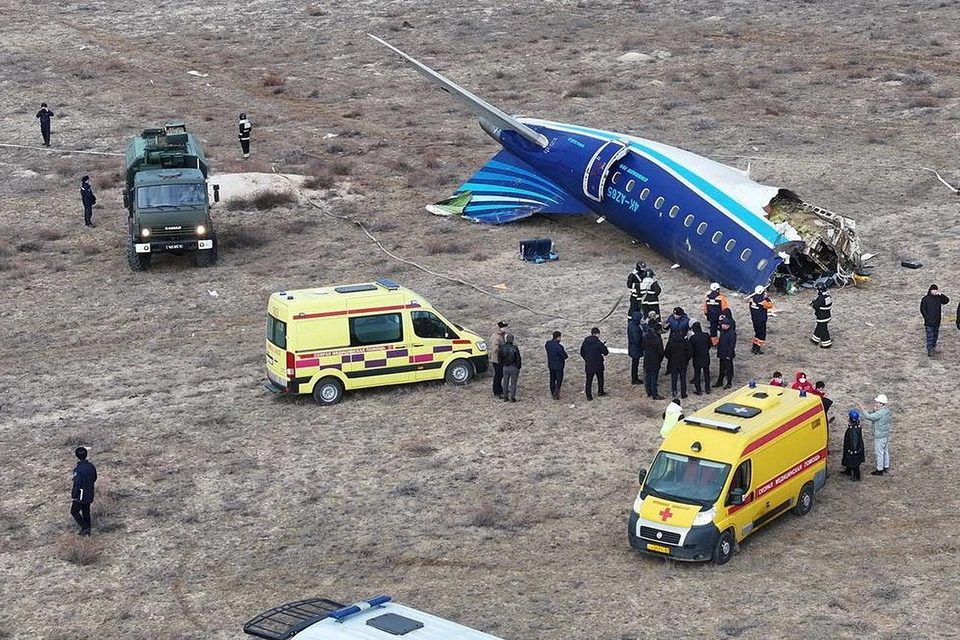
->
[583,139,629,202]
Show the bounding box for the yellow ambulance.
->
[264,277,489,405]
[628,383,828,564]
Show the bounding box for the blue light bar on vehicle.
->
[329,595,392,622]
[375,277,401,290]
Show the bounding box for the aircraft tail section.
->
[426,150,593,224]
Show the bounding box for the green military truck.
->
[123,121,220,270]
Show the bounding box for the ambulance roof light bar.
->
[375,277,401,290]
[329,595,392,622]
[684,416,741,432]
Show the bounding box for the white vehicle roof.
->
[243,595,504,640]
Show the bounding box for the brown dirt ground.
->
[2,1,960,639]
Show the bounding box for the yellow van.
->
[628,383,827,564]
[264,277,489,405]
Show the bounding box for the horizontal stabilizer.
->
[428,150,593,224]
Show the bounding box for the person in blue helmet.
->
[841,410,865,481]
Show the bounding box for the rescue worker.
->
[769,371,786,387]
[627,311,644,386]
[703,283,728,346]
[748,285,773,354]
[810,283,832,348]
[70,446,97,536]
[920,284,950,357]
[626,261,646,317]
[238,112,252,158]
[36,102,54,146]
[660,398,684,438]
[688,321,712,395]
[489,321,507,399]
[639,269,662,319]
[790,371,815,394]
[714,314,736,389]
[499,333,521,402]
[544,330,568,400]
[840,410,865,481]
[580,327,609,401]
[80,175,96,227]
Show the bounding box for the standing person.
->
[813,380,834,417]
[238,112,252,159]
[639,269,662,319]
[544,330,568,400]
[626,261,646,317]
[580,327,609,400]
[642,318,665,400]
[689,321,712,395]
[790,371,815,394]
[36,102,54,146]
[840,410,865,481]
[70,447,97,536]
[920,284,950,357]
[861,394,891,476]
[663,307,691,342]
[769,371,786,387]
[80,175,96,227]
[664,334,692,399]
[748,285,774,354]
[489,321,507,399]
[714,315,736,389]
[660,398,684,438]
[627,311,644,386]
[703,282,729,346]
[499,333,521,402]
[810,283,833,349]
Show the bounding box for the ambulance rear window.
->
[715,403,761,418]
[266,315,286,349]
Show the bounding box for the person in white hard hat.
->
[860,394,891,476]
[748,284,773,354]
[703,282,728,346]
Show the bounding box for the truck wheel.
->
[444,359,473,385]
[196,238,217,267]
[713,529,735,565]
[312,377,344,406]
[127,241,151,271]
[792,482,815,516]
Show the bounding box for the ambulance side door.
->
[346,312,411,388]
[409,310,459,381]
[724,459,766,540]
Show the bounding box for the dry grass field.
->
[2,1,960,638]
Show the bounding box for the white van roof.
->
[243,595,504,640]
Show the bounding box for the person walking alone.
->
[499,333,522,402]
[489,321,507,399]
[861,394,892,476]
[748,285,773,354]
[238,112,252,159]
[544,330,568,400]
[70,447,97,536]
[920,284,950,357]
[580,327,609,401]
[36,102,54,146]
[80,175,96,227]
[810,283,832,348]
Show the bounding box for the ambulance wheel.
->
[713,530,735,565]
[312,377,344,406]
[444,359,473,385]
[127,241,151,271]
[793,482,815,516]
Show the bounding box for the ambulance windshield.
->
[644,452,730,507]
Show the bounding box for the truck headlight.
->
[692,506,717,527]
[196,225,206,236]
[632,490,644,514]
[476,340,488,352]
[141,228,150,238]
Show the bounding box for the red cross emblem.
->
[659,507,673,522]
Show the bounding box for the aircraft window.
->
[740,248,752,262]
[654,196,665,209]
[725,239,736,252]
[697,222,708,235]
[626,179,636,192]
[640,188,650,201]
[712,231,723,244]
[757,258,769,271]
[683,214,695,228]
[668,205,680,218]
[612,171,621,185]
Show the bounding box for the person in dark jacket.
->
[663,306,691,342]
[810,283,832,348]
[840,410,865,481]
[544,330,568,400]
[920,284,950,357]
[80,175,96,227]
[499,333,522,402]
[703,282,729,346]
[664,334,692,399]
[626,261,646,317]
[36,102,54,146]
[689,322,712,395]
[642,319,665,400]
[639,269,662,319]
[70,446,97,536]
[238,112,252,158]
[748,285,774,354]
[627,311,644,386]
[580,327,609,401]
[715,315,736,389]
